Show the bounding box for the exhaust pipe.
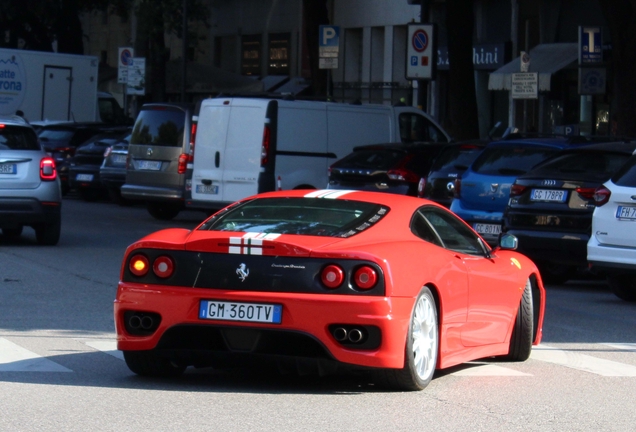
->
[141,316,154,330]
[333,327,348,342]
[348,329,363,343]
[128,315,142,329]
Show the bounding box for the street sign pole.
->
[319,25,340,99]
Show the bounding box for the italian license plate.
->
[199,300,282,324]
[0,163,17,174]
[112,155,127,164]
[137,160,162,170]
[76,173,94,181]
[530,189,567,202]
[616,206,636,220]
[473,223,501,235]
[196,184,219,194]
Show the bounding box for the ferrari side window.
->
[418,207,484,256]
[410,212,443,247]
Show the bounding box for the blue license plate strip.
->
[0,163,17,174]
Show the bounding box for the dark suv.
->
[327,142,447,196]
[503,141,636,284]
[0,115,62,245]
[120,103,194,220]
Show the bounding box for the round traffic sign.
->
[412,29,429,53]
[120,49,133,66]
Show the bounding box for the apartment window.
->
[268,33,290,75]
[241,34,261,76]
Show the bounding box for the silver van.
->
[121,103,193,220]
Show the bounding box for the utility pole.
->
[181,0,187,103]
[418,0,430,110]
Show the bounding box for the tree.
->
[597,0,636,136]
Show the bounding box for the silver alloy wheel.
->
[411,293,438,380]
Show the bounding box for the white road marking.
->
[0,338,72,372]
[531,344,636,377]
[83,340,124,361]
[603,343,636,352]
[451,363,532,376]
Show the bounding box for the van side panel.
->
[326,106,393,161]
[191,103,230,202]
[274,103,328,189]
[222,104,267,200]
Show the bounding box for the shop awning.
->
[488,43,578,91]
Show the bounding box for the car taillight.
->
[510,184,527,196]
[178,153,188,174]
[593,186,611,206]
[40,157,57,181]
[387,168,419,182]
[453,178,462,198]
[188,120,197,163]
[321,264,344,289]
[417,177,426,198]
[103,146,112,158]
[153,256,174,278]
[261,124,271,166]
[576,187,596,200]
[353,266,377,290]
[129,254,149,277]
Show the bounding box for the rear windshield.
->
[38,129,74,142]
[0,125,39,150]
[131,108,185,147]
[430,144,483,172]
[612,155,636,187]
[471,145,557,176]
[200,197,389,238]
[533,151,630,178]
[334,149,407,170]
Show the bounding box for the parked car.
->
[100,135,132,204]
[120,103,194,220]
[68,128,131,201]
[0,115,62,245]
[503,141,636,284]
[418,140,488,207]
[588,150,636,301]
[37,122,107,194]
[115,189,544,390]
[450,137,595,245]
[327,142,447,196]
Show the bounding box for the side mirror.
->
[499,233,518,250]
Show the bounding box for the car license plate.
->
[196,184,219,194]
[530,189,567,202]
[112,155,127,164]
[76,173,94,181]
[616,206,636,220]
[473,223,501,235]
[137,160,162,170]
[0,163,17,174]
[199,300,282,324]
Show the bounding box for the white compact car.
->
[588,151,636,301]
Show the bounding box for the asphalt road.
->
[1,196,635,431]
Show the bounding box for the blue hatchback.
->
[450,137,588,245]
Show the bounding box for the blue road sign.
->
[579,26,602,64]
[319,26,340,47]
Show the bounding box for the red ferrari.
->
[115,189,545,390]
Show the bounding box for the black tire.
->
[374,286,438,391]
[505,279,534,361]
[2,226,23,238]
[147,203,181,221]
[607,275,636,302]
[35,219,61,246]
[537,262,575,285]
[123,350,187,377]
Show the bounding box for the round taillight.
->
[153,256,174,278]
[354,266,377,289]
[593,186,611,207]
[129,254,149,277]
[321,265,344,289]
[417,177,426,198]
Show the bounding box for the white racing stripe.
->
[531,344,636,377]
[304,190,354,199]
[0,338,72,372]
[83,340,124,361]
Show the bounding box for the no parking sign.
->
[406,24,435,80]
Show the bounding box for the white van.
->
[186,97,450,210]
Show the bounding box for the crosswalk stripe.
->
[0,338,72,372]
[451,363,532,376]
[531,344,636,377]
[83,340,124,361]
